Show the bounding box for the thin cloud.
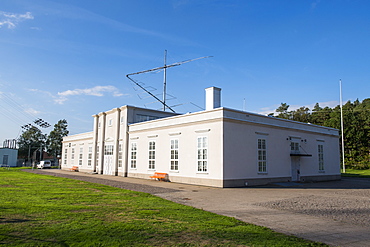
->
[56,85,125,104]
[311,0,321,11]
[0,11,34,29]
[25,107,41,115]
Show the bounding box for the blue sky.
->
[1,0,369,143]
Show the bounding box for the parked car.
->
[37,160,52,169]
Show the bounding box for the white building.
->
[62,87,341,187]
[0,148,18,167]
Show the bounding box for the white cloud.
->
[0,11,34,29]
[56,85,125,104]
[25,107,40,115]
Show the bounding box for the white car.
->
[37,160,52,169]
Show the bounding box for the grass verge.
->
[0,169,326,246]
[341,168,370,178]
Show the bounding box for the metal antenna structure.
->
[126,51,212,113]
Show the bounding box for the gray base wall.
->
[223,174,341,188]
[128,172,224,187]
[300,174,341,182]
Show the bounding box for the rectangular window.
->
[71,148,75,159]
[104,145,114,155]
[290,141,300,153]
[318,144,324,171]
[170,139,179,171]
[87,146,92,166]
[136,114,160,123]
[118,144,122,168]
[96,146,99,165]
[258,139,267,173]
[197,137,208,172]
[148,141,155,170]
[79,148,83,166]
[130,143,137,169]
[108,119,113,126]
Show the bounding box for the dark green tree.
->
[291,106,310,123]
[17,126,47,163]
[275,103,291,119]
[46,119,69,160]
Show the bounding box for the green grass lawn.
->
[0,169,326,246]
[342,168,370,178]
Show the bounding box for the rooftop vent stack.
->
[205,87,221,111]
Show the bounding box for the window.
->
[137,114,160,123]
[148,141,155,170]
[318,144,324,171]
[290,141,300,153]
[88,146,92,166]
[197,137,208,172]
[118,144,122,168]
[78,148,83,166]
[108,119,113,126]
[120,116,124,123]
[258,139,267,173]
[104,145,113,155]
[71,148,75,159]
[64,148,67,164]
[130,143,137,169]
[170,139,179,171]
[96,146,99,165]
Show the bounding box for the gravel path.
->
[256,193,370,227]
[24,169,181,194]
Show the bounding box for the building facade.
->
[62,87,341,187]
[0,148,18,167]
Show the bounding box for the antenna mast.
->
[126,51,212,113]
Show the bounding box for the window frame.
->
[197,136,208,173]
[257,138,267,173]
[130,142,137,169]
[318,144,324,171]
[170,139,179,171]
[148,141,156,170]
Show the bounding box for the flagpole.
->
[339,79,345,173]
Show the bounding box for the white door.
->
[103,155,113,175]
[291,157,300,182]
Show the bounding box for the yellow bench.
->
[70,166,79,172]
[150,172,168,181]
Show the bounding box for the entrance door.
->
[103,155,113,175]
[291,157,300,182]
[2,155,8,166]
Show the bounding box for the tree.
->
[17,126,47,163]
[46,119,69,160]
[275,103,291,119]
[291,106,310,123]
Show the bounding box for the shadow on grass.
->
[0,218,33,224]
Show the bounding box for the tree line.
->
[269,98,370,169]
[17,119,69,165]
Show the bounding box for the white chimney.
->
[205,87,221,111]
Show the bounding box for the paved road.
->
[29,169,370,247]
